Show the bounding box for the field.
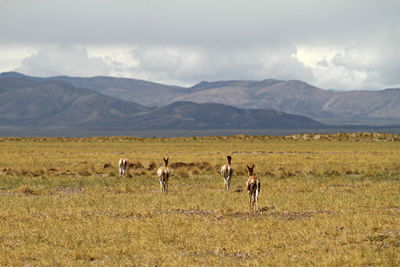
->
[0,133,399,266]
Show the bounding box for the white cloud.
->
[294,43,400,90]
[15,45,111,77]
[0,45,39,72]
[129,45,313,86]
[5,42,400,91]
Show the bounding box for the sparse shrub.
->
[78,170,91,176]
[325,169,340,176]
[133,161,143,169]
[133,170,146,176]
[19,168,30,176]
[32,169,44,177]
[264,169,275,177]
[191,168,201,175]
[147,161,157,170]
[176,168,189,177]
[199,161,213,171]
[19,185,41,195]
[311,167,324,177]
[4,168,16,176]
[344,169,354,175]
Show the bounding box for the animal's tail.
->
[248,178,260,192]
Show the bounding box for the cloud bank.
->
[1,0,399,90]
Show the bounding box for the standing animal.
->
[157,157,170,193]
[119,158,129,176]
[246,164,260,212]
[220,155,234,190]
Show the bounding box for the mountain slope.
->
[125,101,324,130]
[0,77,323,130]
[2,72,400,123]
[0,72,187,108]
[0,77,150,127]
[178,80,400,121]
[49,76,188,108]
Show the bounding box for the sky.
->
[1,0,399,90]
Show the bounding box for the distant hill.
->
[0,72,186,108]
[125,101,323,130]
[179,80,400,122]
[1,72,400,124]
[0,77,150,127]
[0,76,323,130]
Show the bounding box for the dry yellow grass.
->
[0,134,399,265]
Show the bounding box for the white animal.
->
[119,158,129,176]
[220,155,234,190]
[157,157,170,193]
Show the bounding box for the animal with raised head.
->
[119,158,129,176]
[246,164,260,212]
[220,155,234,190]
[157,157,170,193]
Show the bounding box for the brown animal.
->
[220,155,234,190]
[119,159,129,176]
[157,157,170,193]
[246,164,260,212]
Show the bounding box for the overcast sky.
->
[1,0,399,90]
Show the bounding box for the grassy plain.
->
[0,133,399,266]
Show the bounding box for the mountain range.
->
[1,72,399,126]
[0,75,323,130]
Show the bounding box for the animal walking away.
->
[119,158,129,176]
[246,164,260,212]
[157,157,171,193]
[221,155,234,190]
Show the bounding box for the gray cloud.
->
[1,0,398,46]
[1,0,400,90]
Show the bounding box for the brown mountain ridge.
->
[0,76,323,130]
[1,72,399,125]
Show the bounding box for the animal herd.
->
[119,155,260,212]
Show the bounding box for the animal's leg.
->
[251,193,256,212]
[249,193,252,211]
[255,190,259,211]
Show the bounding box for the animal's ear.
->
[166,156,169,161]
[252,164,255,168]
[163,157,166,161]
[247,165,250,170]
